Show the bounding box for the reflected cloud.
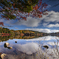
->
[25,36,59,46]
[0,36,59,59]
[11,42,39,54]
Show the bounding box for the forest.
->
[0,27,48,41]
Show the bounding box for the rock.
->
[7,47,12,49]
[4,43,12,50]
[15,41,17,43]
[43,45,49,49]
[4,42,10,48]
[0,53,6,59]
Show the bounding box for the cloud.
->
[12,16,42,27]
[26,28,51,33]
[0,15,42,27]
[43,11,59,22]
[47,23,59,27]
[15,27,19,29]
[41,11,59,28]
[12,11,59,28]
[51,30,59,33]
[43,23,49,27]
[26,28,59,33]
[0,11,59,28]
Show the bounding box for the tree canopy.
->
[0,0,48,26]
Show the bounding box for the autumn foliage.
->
[0,22,4,26]
[0,0,48,26]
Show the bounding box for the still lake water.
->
[0,36,59,59]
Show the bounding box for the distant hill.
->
[0,27,48,42]
[0,27,48,37]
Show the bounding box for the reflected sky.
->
[0,36,59,55]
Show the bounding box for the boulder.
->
[0,53,6,59]
[4,42,10,48]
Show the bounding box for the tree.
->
[0,0,48,26]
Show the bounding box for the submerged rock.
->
[4,42,10,48]
[43,45,49,49]
[4,42,12,49]
[7,47,12,49]
[15,41,17,43]
[0,53,6,59]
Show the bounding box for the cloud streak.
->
[43,11,59,22]
[0,11,59,29]
[26,28,59,33]
[47,23,59,27]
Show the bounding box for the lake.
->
[0,36,59,59]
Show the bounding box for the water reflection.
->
[0,36,59,59]
[0,35,40,42]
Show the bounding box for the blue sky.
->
[0,0,59,33]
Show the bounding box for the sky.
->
[0,0,59,33]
